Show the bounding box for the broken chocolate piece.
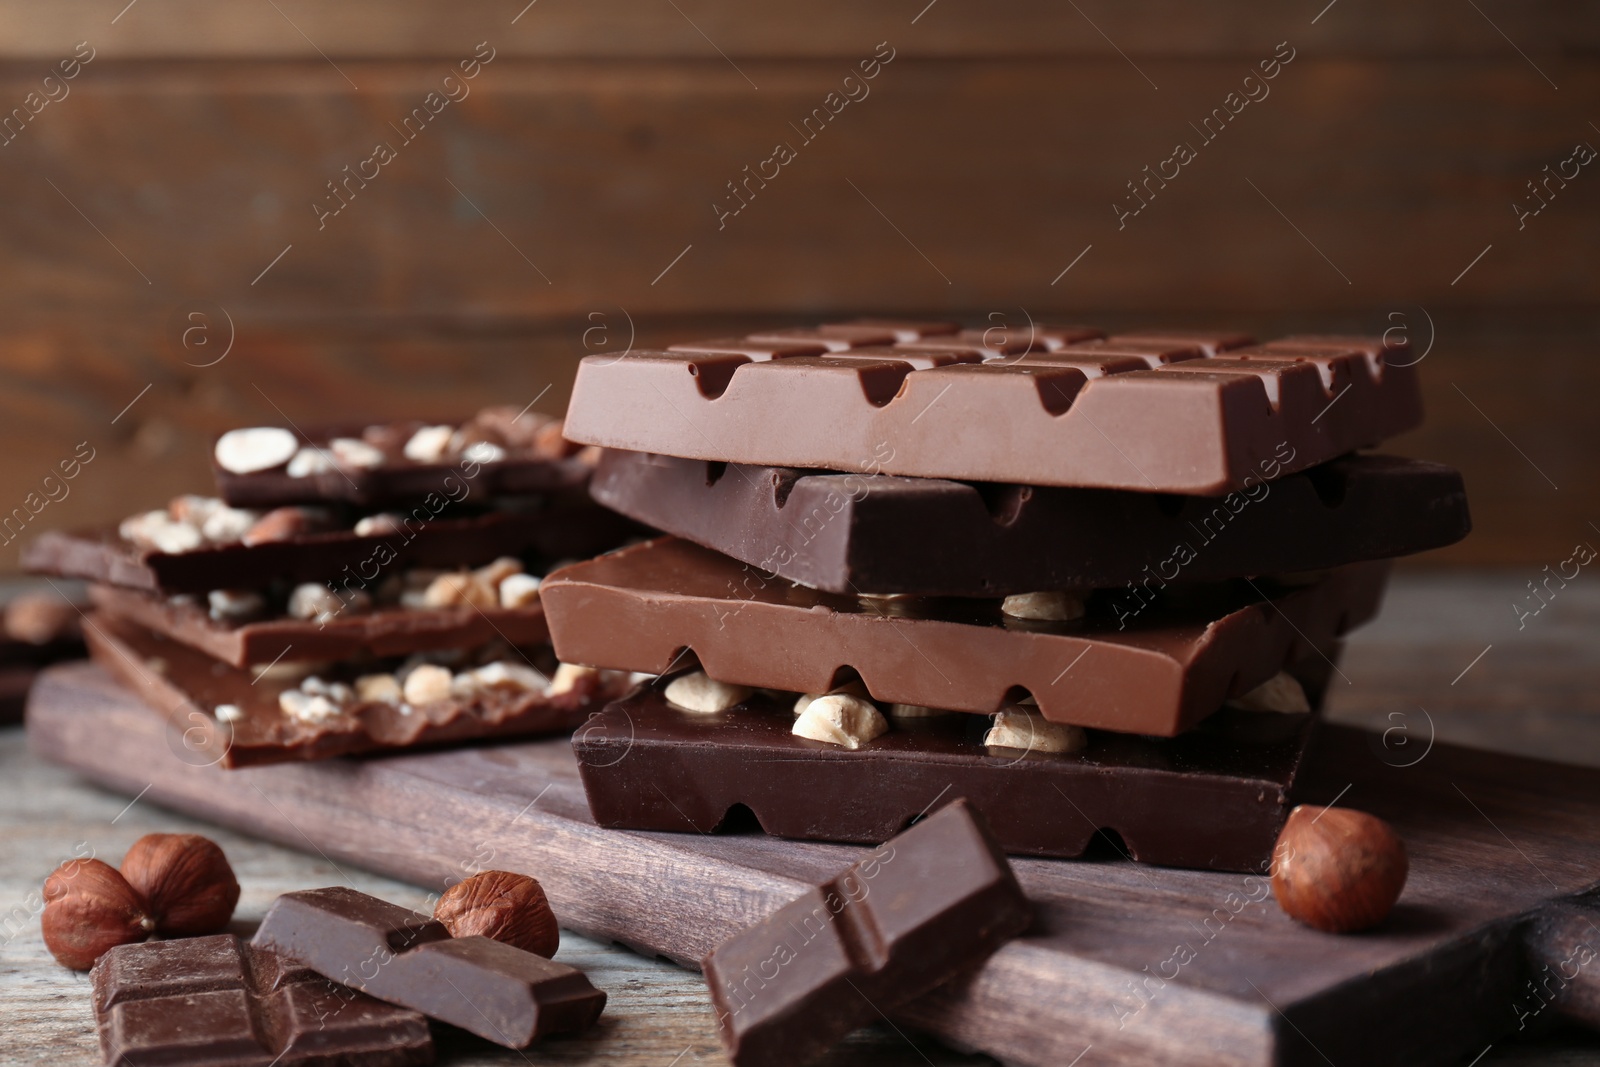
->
[83,612,613,767]
[703,799,1029,1067]
[253,886,605,1048]
[91,933,433,1067]
[561,329,1421,494]
[575,676,1326,871]
[541,537,1387,736]
[589,451,1470,595]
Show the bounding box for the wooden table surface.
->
[3,569,1599,1066]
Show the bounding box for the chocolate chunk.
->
[211,413,593,508]
[703,799,1029,1067]
[561,329,1421,494]
[253,887,605,1048]
[575,676,1324,871]
[22,498,636,595]
[83,612,614,767]
[590,451,1470,595]
[91,933,433,1067]
[542,537,1387,736]
[88,583,549,669]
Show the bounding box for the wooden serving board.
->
[27,663,1600,1067]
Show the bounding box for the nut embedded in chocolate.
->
[214,426,298,474]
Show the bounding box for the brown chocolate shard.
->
[253,887,605,1048]
[561,328,1421,493]
[542,536,1387,736]
[703,799,1029,1067]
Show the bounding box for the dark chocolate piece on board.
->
[542,537,1388,736]
[254,887,605,1048]
[91,933,433,1067]
[575,669,1327,872]
[84,612,607,767]
[22,499,636,595]
[89,583,549,669]
[589,451,1470,595]
[561,330,1422,493]
[703,799,1030,1067]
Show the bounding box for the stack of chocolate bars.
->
[23,406,634,766]
[544,320,1471,872]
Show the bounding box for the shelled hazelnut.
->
[1271,805,1408,933]
[435,870,559,958]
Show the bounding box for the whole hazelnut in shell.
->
[41,858,154,970]
[1271,805,1408,933]
[120,833,240,937]
[435,870,559,958]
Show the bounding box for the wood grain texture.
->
[0,0,1593,60]
[27,656,1600,1066]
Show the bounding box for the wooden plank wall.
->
[0,0,1594,567]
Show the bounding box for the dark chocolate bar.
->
[211,408,592,508]
[575,676,1324,871]
[89,581,548,669]
[254,887,605,1048]
[590,451,1470,595]
[23,497,635,595]
[542,537,1387,736]
[92,933,433,1067]
[562,328,1422,494]
[84,612,615,767]
[0,588,85,723]
[703,799,1029,1067]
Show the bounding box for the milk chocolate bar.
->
[575,676,1324,871]
[23,496,634,595]
[89,579,548,669]
[590,451,1470,595]
[84,613,615,767]
[542,537,1387,736]
[92,933,433,1067]
[212,407,592,508]
[254,887,606,1047]
[562,329,1421,494]
[703,799,1029,1067]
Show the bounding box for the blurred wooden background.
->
[0,0,1594,568]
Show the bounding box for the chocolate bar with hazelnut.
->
[22,494,638,595]
[87,567,549,669]
[83,612,619,767]
[253,887,605,1048]
[574,668,1325,872]
[590,450,1470,596]
[702,799,1029,1067]
[542,537,1387,737]
[211,408,593,508]
[91,933,434,1067]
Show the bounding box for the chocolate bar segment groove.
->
[253,887,605,1048]
[590,451,1470,595]
[703,799,1029,1067]
[561,332,1422,493]
[542,537,1387,736]
[91,934,433,1067]
[575,680,1323,871]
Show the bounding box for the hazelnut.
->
[983,707,1087,755]
[214,427,298,474]
[244,507,322,546]
[279,689,342,723]
[287,446,334,477]
[328,437,384,469]
[4,591,78,645]
[532,419,582,458]
[792,693,887,750]
[1272,805,1408,933]
[119,510,203,554]
[403,425,455,463]
[200,505,260,545]
[474,557,524,589]
[355,673,403,704]
[120,833,240,938]
[888,703,954,719]
[41,858,154,970]
[1000,590,1086,622]
[471,661,545,692]
[546,662,598,698]
[664,671,750,714]
[1229,672,1311,714]
[793,679,870,717]
[460,440,508,464]
[354,512,408,537]
[498,573,542,609]
[403,664,454,705]
[465,405,549,450]
[423,572,498,610]
[207,589,266,623]
[435,870,559,958]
